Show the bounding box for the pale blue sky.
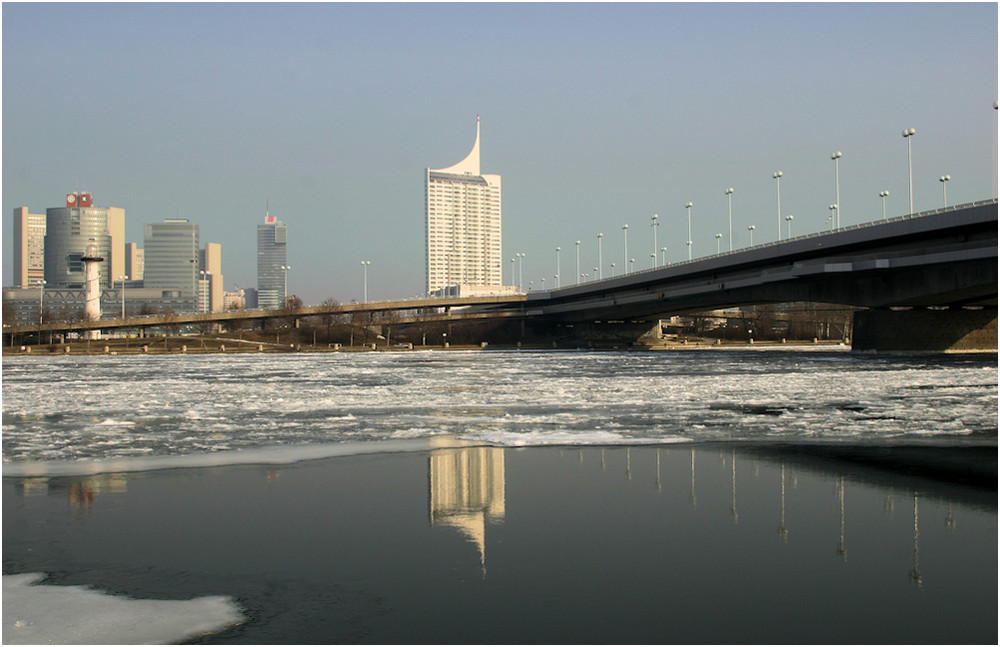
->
[4,2,997,303]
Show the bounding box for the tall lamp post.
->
[280,265,291,307]
[555,247,561,288]
[650,214,660,266]
[685,202,693,260]
[622,224,629,270]
[879,190,890,220]
[597,233,604,279]
[725,187,735,251]
[902,128,916,215]
[516,252,525,291]
[118,275,129,318]
[37,280,46,341]
[714,233,723,254]
[747,225,756,246]
[575,241,581,285]
[831,151,842,228]
[772,171,783,240]
[939,175,950,208]
[785,215,794,238]
[359,261,369,303]
[828,205,837,230]
[660,246,667,266]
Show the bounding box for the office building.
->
[425,116,502,294]
[257,212,287,310]
[12,207,46,288]
[199,242,224,312]
[125,243,144,281]
[43,193,124,290]
[143,219,199,310]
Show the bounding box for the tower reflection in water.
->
[428,442,506,578]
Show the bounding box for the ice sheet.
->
[2,573,243,644]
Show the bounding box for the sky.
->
[3,2,997,305]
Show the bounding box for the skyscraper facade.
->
[43,193,124,289]
[125,242,144,282]
[425,117,502,294]
[12,206,46,288]
[199,242,224,312]
[143,219,199,309]
[257,213,287,310]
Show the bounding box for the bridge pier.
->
[852,307,997,352]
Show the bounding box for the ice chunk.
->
[2,573,243,644]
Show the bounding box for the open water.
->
[3,349,997,643]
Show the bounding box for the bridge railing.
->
[556,198,999,290]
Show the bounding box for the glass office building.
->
[143,219,199,310]
[257,214,287,310]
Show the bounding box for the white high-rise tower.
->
[425,116,502,294]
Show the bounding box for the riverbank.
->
[2,336,852,355]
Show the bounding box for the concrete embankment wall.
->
[852,308,997,352]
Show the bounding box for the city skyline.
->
[3,3,997,304]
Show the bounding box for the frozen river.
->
[3,349,996,472]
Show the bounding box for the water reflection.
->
[427,442,506,578]
[419,444,994,592]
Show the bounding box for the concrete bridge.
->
[5,200,996,352]
[523,199,997,350]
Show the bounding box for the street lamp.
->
[117,275,129,318]
[660,246,667,266]
[785,214,794,238]
[555,247,561,288]
[772,171,783,240]
[37,279,46,327]
[685,202,693,260]
[939,175,950,208]
[610,262,616,277]
[903,128,916,215]
[828,204,838,230]
[279,265,291,307]
[831,152,842,228]
[516,252,525,291]
[575,240,581,285]
[650,214,660,266]
[879,190,890,220]
[597,233,604,279]
[629,258,635,273]
[510,258,515,286]
[714,233,723,254]
[360,261,370,303]
[622,225,629,270]
[747,224,756,246]
[725,187,735,251]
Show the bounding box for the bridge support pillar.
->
[852,308,997,352]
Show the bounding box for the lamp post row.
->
[538,125,950,290]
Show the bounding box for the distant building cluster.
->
[4,193,291,326]
[6,116,502,326]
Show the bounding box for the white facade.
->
[425,117,502,294]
